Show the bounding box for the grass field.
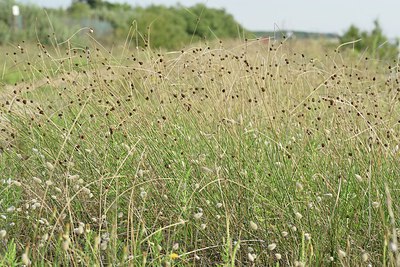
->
[0,35,399,266]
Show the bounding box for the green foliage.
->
[0,1,84,45]
[0,0,14,24]
[0,20,11,45]
[340,20,399,59]
[74,0,103,9]
[19,6,79,44]
[0,240,19,266]
[131,4,247,49]
[253,30,339,39]
[134,5,190,49]
[0,1,247,49]
[67,2,92,18]
[0,0,13,44]
[180,4,240,40]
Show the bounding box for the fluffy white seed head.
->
[42,233,49,241]
[81,187,91,195]
[275,253,282,260]
[268,243,277,251]
[32,177,42,183]
[74,225,84,235]
[0,230,6,239]
[390,241,398,252]
[138,169,145,178]
[249,221,258,231]
[68,174,79,181]
[295,212,303,220]
[140,190,147,199]
[304,233,311,241]
[248,253,256,262]
[362,252,369,262]
[22,253,30,266]
[62,238,71,251]
[100,241,108,250]
[7,206,15,213]
[31,202,41,210]
[45,162,55,171]
[296,182,303,191]
[193,212,203,220]
[338,249,346,259]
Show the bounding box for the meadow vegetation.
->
[0,25,399,266]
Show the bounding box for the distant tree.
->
[340,25,363,51]
[0,0,18,44]
[68,2,92,18]
[2,1,247,49]
[73,0,102,9]
[96,4,136,39]
[340,20,398,59]
[20,5,77,43]
[178,4,243,40]
[134,5,189,49]
[0,20,11,45]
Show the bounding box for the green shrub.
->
[0,20,11,45]
[134,5,189,49]
[0,1,247,49]
[179,4,242,40]
[340,20,399,59]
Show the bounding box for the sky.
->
[17,0,400,39]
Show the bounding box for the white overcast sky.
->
[17,0,400,38]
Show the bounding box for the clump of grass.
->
[0,30,399,266]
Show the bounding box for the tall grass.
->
[0,32,399,266]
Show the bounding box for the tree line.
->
[0,0,248,49]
